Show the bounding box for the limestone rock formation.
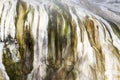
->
[0,0,120,80]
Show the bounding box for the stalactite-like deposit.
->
[0,0,120,80]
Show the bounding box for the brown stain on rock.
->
[84,16,105,80]
[2,1,34,80]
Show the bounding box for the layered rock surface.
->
[0,0,120,80]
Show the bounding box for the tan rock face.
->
[0,0,120,80]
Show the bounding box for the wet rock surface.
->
[0,0,120,80]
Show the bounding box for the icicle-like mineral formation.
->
[0,0,120,80]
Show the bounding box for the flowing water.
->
[0,0,120,80]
